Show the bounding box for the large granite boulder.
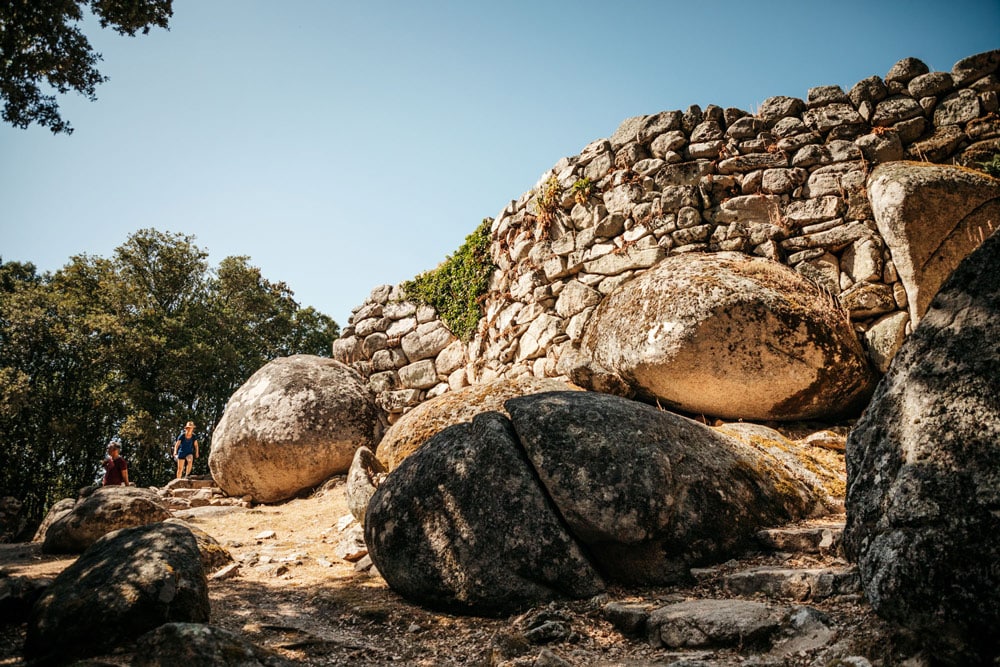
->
[375,376,580,470]
[868,161,1000,325]
[844,229,1000,665]
[32,497,76,543]
[365,391,845,614]
[506,392,836,584]
[209,355,384,503]
[364,412,604,615]
[41,486,170,554]
[164,518,234,573]
[345,445,386,525]
[25,522,210,665]
[581,252,876,421]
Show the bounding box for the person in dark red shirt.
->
[102,441,129,486]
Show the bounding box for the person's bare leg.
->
[176,458,184,479]
[185,455,193,477]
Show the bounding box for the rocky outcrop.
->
[868,162,1000,325]
[331,50,1000,419]
[364,411,604,615]
[374,376,580,469]
[31,497,75,543]
[209,355,384,503]
[25,522,210,665]
[41,486,170,554]
[365,391,845,613]
[579,252,875,420]
[844,228,1000,665]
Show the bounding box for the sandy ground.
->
[0,477,900,666]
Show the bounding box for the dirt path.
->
[1,478,894,666]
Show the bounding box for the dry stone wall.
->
[333,51,1000,422]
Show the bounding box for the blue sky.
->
[2,0,998,327]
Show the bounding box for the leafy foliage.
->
[401,218,496,341]
[0,0,172,134]
[0,229,338,528]
[978,153,1000,178]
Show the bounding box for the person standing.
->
[102,441,129,486]
[173,421,200,479]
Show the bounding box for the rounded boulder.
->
[582,252,876,421]
[209,355,383,503]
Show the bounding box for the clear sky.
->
[2,0,998,327]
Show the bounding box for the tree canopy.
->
[0,229,339,530]
[0,0,172,134]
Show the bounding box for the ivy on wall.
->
[402,218,496,340]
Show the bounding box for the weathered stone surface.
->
[721,567,859,601]
[209,355,383,503]
[867,162,1000,323]
[871,95,923,127]
[163,518,234,573]
[398,359,438,390]
[844,230,1000,665]
[758,96,805,127]
[506,392,834,584]
[26,522,209,665]
[907,71,955,99]
[401,321,456,362]
[365,412,604,615]
[647,599,787,649]
[933,89,981,126]
[717,152,788,174]
[346,445,386,525]
[952,49,1000,86]
[0,576,50,625]
[864,311,910,373]
[886,57,929,84]
[582,253,875,421]
[32,497,76,543]
[42,486,170,554]
[375,377,579,470]
[133,623,291,667]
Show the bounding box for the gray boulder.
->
[209,355,384,503]
[844,229,1000,665]
[41,486,170,554]
[133,623,291,667]
[364,412,604,615]
[31,497,76,543]
[25,522,209,664]
[868,162,1000,325]
[506,392,836,584]
[582,252,875,420]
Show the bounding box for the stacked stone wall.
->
[333,51,1000,422]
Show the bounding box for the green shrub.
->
[401,218,496,340]
[979,153,1000,178]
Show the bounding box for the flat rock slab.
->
[756,524,843,555]
[720,566,860,601]
[647,599,788,649]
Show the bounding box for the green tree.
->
[0,0,172,134]
[0,231,340,529]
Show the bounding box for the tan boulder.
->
[868,162,1000,324]
[208,355,383,503]
[375,377,580,470]
[582,252,876,421]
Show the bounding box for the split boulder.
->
[209,355,384,503]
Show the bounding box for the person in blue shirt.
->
[173,421,200,479]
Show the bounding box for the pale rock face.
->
[867,162,1000,325]
[582,253,876,421]
[209,355,383,503]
